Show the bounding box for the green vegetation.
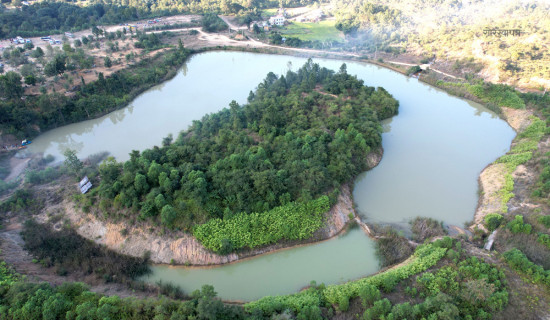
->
[0,2,168,38]
[25,167,63,185]
[201,13,228,32]
[281,21,344,42]
[538,215,550,228]
[491,116,547,212]
[537,233,550,250]
[246,241,447,315]
[0,45,191,138]
[21,220,150,283]
[506,215,532,235]
[194,196,329,253]
[246,238,508,319]
[91,61,398,240]
[503,248,550,287]
[436,81,525,110]
[531,152,550,201]
[406,65,421,76]
[331,0,549,88]
[484,213,504,232]
[0,270,244,320]
[0,190,43,215]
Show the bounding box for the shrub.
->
[506,215,532,234]
[484,213,503,231]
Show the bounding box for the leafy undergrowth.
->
[193,196,329,254]
[246,237,509,319]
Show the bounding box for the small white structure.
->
[269,15,285,26]
[79,176,93,194]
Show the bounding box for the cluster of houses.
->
[9,36,32,45]
[249,7,327,31]
[250,8,287,31]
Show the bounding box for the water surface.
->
[23,51,515,300]
[144,228,377,301]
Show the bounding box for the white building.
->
[269,15,285,26]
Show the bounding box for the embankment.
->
[473,107,533,230]
[49,149,383,266]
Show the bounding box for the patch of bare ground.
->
[55,183,357,266]
[472,107,533,231]
[472,163,508,230]
[0,217,154,299]
[502,107,533,132]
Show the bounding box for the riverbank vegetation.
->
[0,43,190,138]
[88,61,398,250]
[246,238,509,319]
[0,237,512,319]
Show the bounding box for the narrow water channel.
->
[24,51,515,300]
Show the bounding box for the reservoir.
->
[24,51,515,300]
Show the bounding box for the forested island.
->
[87,61,398,253]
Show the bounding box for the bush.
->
[538,215,550,228]
[25,167,62,185]
[407,65,421,75]
[506,215,532,234]
[503,249,550,286]
[410,217,447,242]
[484,213,503,231]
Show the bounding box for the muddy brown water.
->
[22,51,515,301]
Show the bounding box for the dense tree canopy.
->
[0,2,166,38]
[93,60,399,232]
[0,46,190,138]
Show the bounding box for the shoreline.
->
[12,46,525,267]
[52,148,383,267]
[471,107,532,231]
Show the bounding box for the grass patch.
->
[281,21,344,42]
[493,116,546,212]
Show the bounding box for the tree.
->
[92,26,103,39]
[253,23,261,34]
[359,284,381,307]
[44,54,67,76]
[31,47,44,58]
[134,173,149,194]
[0,71,23,99]
[64,149,83,177]
[484,213,503,231]
[161,205,177,227]
[62,43,74,53]
[24,75,36,86]
[104,56,112,68]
